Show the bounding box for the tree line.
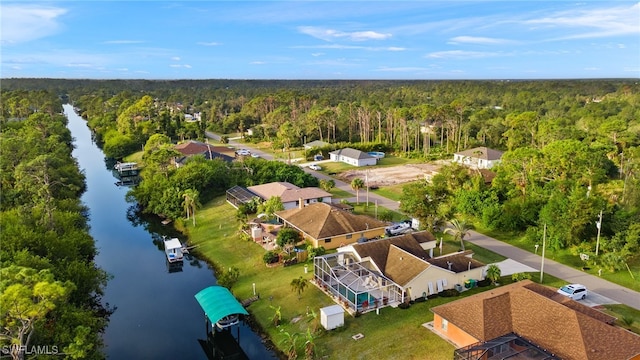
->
[0,91,110,359]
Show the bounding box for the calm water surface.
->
[65,105,278,359]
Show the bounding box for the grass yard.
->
[180,196,640,359]
[375,156,423,167]
[328,187,353,199]
[371,183,405,202]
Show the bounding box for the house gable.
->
[431,280,640,360]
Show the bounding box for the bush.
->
[511,272,532,282]
[427,294,439,300]
[439,289,460,297]
[476,278,492,287]
[263,250,279,264]
[398,302,411,309]
[413,296,427,303]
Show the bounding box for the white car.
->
[308,164,322,171]
[236,149,251,156]
[557,284,588,300]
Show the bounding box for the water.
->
[64,105,278,360]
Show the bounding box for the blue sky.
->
[1,1,638,80]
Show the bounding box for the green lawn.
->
[328,187,353,199]
[181,196,640,359]
[371,183,405,202]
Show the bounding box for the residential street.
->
[206,133,640,311]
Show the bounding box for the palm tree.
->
[485,264,502,285]
[182,189,200,226]
[351,178,365,204]
[290,276,308,298]
[304,328,316,360]
[444,218,474,251]
[270,305,282,327]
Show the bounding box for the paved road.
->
[466,230,640,310]
[205,132,640,311]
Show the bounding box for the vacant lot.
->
[339,162,445,187]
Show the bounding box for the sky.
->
[1,1,639,80]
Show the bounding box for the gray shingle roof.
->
[329,148,375,160]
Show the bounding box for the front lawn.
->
[181,196,640,359]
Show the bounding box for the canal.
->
[64,104,278,359]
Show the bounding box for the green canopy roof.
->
[195,286,249,324]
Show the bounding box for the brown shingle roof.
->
[275,202,387,239]
[383,245,430,286]
[352,232,432,271]
[248,182,331,203]
[431,280,640,360]
[455,146,504,161]
[174,140,235,158]
[427,251,484,273]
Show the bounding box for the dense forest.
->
[2,78,638,278]
[0,91,110,359]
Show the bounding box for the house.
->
[313,232,485,313]
[329,148,377,167]
[453,146,503,169]
[174,140,234,166]
[247,182,332,210]
[430,280,640,360]
[303,140,330,150]
[275,202,387,249]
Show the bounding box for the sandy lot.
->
[339,162,445,187]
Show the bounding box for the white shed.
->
[320,305,344,330]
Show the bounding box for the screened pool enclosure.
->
[314,252,403,313]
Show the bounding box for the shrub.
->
[263,250,279,264]
[511,272,532,282]
[476,278,492,287]
[439,289,460,297]
[398,303,411,309]
[427,294,439,300]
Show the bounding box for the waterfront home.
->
[275,202,387,249]
[173,140,234,167]
[313,232,485,314]
[247,182,332,210]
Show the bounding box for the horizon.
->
[1,1,639,80]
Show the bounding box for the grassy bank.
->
[180,195,640,359]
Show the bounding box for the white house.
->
[453,146,504,169]
[329,148,377,167]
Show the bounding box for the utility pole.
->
[540,223,546,283]
[595,210,603,256]
[366,171,369,207]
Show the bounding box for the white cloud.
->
[250,61,266,65]
[171,57,181,61]
[311,53,324,57]
[0,4,67,44]
[298,26,391,42]
[197,41,222,46]
[169,64,192,68]
[448,36,515,45]
[426,50,503,59]
[523,3,640,40]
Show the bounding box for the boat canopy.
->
[164,238,182,250]
[195,286,249,324]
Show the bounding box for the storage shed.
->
[320,305,345,330]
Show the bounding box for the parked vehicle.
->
[557,284,588,300]
[385,220,412,236]
[236,149,251,156]
[308,164,322,171]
